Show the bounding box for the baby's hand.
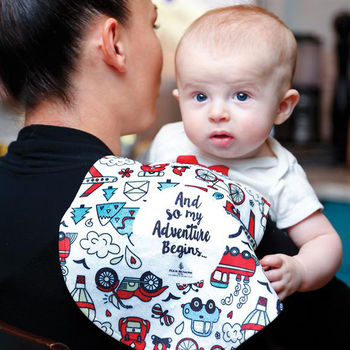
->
[260,254,305,300]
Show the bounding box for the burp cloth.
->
[59,157,281,349]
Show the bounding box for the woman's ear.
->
[274,89,300,125]
[101,18,126,73]
[172,89,179,101]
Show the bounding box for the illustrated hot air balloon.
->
[58,231,78,264]
[58,231,78,277]
[241,296,270,340]
[71,275,96,321]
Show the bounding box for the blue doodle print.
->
[96,202,139,238]
[182,297,220,337]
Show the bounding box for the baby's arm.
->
[260,210,343,300]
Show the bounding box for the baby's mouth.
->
[209,132,234,147]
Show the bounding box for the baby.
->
[144,5,343,300]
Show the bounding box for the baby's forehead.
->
[175,41,290,94]
[176,33,283,76]
[178,17,286,57]
[175,12,296,86]
[178,5,296,59]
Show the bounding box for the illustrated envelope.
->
[123,181,149,201]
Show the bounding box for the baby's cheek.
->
[243,123,269,144]
[183,121,202,144]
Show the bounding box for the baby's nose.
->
[209,110,230,123]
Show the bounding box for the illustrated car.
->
[95,268,168,309]
[210,246,257,288]
[119,316,150,350]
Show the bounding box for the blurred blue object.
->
[322,201,350,286]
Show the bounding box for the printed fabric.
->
[59,156,281,350]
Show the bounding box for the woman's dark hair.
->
[0,0,130,109]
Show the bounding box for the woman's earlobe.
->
[274,89,300,125]
[113,42,126,72]
[102,18,126,73]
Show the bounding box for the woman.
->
[0,0,161,348]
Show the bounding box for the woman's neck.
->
[25,99,122,156]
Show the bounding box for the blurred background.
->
[0,0,349,285]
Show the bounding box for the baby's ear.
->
[172,89,179,101]
[274,89,300,125]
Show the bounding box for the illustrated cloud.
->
[222,322,243,346]
[94,320,114,336]
[99,156,135,167]
[80,231,120,258]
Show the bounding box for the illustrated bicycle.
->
[176,337,224,350]
[195,169,245,205]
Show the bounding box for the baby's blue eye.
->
[195,93,207,102]
[235,92,249,102]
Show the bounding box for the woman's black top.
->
[0,125,128,349]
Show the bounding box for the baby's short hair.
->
[176,5,297,88]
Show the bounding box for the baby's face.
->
[175,44,285,160]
